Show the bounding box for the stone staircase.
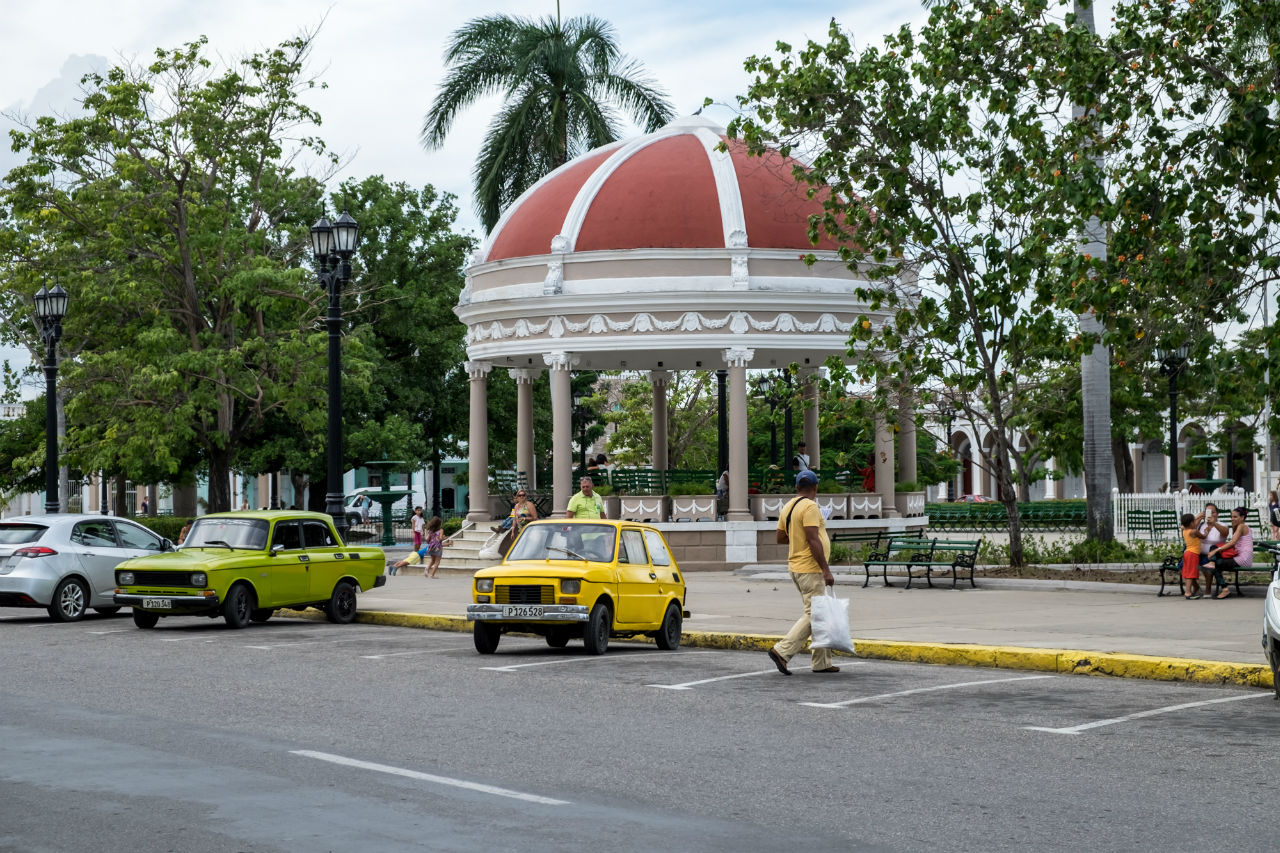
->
[435,526,503,573]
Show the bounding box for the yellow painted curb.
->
[277,609,1273,689]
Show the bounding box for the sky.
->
[0,0,934,396]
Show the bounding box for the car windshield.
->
[506,523,616,563]
[0,523,46,545]
[184,517,269,550]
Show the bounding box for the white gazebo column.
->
[650,370,670,471]
[465,360,492,523]
[874,408,899,517]
[511,368,540,490]
[545,352,575,516]
[802,368,820,470]
[724,347,754,521]
[897,392,918,487]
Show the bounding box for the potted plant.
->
[750,470,792,521]
[894,480,926,517]
[669,481,718,522]
[594,482,621,519]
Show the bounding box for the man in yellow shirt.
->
[768,469,838,675]
[566,477,605,519]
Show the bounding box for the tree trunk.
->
[1075,0,1114,542]
[113,474,127,517]
[1112,435,1135,494]
[206,449,232,513]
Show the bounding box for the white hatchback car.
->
[1262,544,1280,701]
[0,514,174,621]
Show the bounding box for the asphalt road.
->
[1,609,1276,853]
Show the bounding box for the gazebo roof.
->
[457,116,896,373]
[481,115,841,263]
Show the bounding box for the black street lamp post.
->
[33,284,69,514]
[944,405,959,503]
[310,210,360,537]
[1157,344,1190,492]
[755,373,780,469]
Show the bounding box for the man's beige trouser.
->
[773,570,832,671]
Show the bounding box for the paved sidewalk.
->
[358,562,1270,677]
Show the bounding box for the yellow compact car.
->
[113,511,385,629]
[467,519,687,655]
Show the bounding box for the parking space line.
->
[85,629,130,635]
[801,674,1057,708]
[245,636,386,650]
[648,669,781,690]
[482,650,715,672]
[1024,691,1269,735]
[361,646,475,659]
[291,749,569,806]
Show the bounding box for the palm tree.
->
[1074,0,1114,541]
[422,6,675,232]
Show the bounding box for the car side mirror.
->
[160,538,175,552]
[271,544,284,556]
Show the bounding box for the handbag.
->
[1218,546,1238,560]
[809,587,855,654]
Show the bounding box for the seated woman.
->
[1201,506,1253,599]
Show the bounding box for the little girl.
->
[423,516,447,579]
[1181,512,1205,599]
[410,506,425,551]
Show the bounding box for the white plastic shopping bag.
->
[810,587,855,653]
[477,529,505,561]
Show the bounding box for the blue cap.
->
[795,470,819,487]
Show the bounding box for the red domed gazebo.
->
[455,116,924,566]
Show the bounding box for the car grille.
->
[123,570,194,587]
[496,584,553,604]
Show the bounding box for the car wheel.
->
[47,578,88,622]
[324,581,357,624]
[655,602,682,651]
[250,608,273,623]
[474,621,501,654]
[545,628,571,648]
[583,600,612,655]
[1269,637,1280,701]
[93,606,122,616]
[132,609,160,629]
[222,583,254,629]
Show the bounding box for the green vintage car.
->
[113,511,385,629]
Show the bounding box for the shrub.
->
[144,516,192,542]
[668,481,714,496]
[816,479,844,494]
[442,518,464,535]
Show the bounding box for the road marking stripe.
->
[482,650,714,672]
[290,749,569,806]
[86,629,130,635]
[802,674,1057,708]
[361,646,475,659]
[648,669,780,690]
[1024,691,1270,735]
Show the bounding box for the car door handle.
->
[649,572,657,580]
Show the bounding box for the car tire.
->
[47,577,88,622]
[132,609,160,629]
[222,583,254,629]
[474,621,501,654]
[583,600,612,655]
[250,608,273,623]
[1269,637,1280,701]
[545,628,572,648]
[324,581,357,624]
[93,606,122,616]
[655,601,682,651]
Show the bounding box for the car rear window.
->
[0,524,46,545]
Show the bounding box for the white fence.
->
[1112,490,1263,538]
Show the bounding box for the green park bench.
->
[863,537,981,589]
[829,530,904,588]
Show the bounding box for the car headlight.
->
[117,571,135,585]
[190,572,207,588]
[476,578,494,593]
[560,579,581,595]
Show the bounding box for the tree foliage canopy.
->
[421,11,674,231]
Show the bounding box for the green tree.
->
[0,34,341,512]
[0,398,45,500]
[421,6,675,230]
[605,371,717,469]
